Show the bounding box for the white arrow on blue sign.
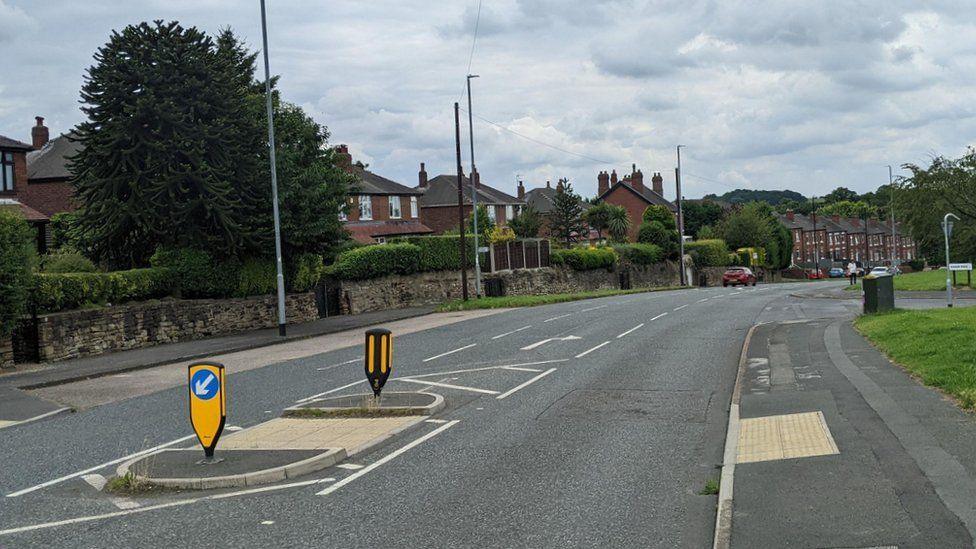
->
[191,369,219,400]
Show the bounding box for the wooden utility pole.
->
[454,102,469,301]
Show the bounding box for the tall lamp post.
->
[888,165,896,265]
[466,74,482,297]
[675,145,686,286]
[943,212,959,308]
[259,0,287,336]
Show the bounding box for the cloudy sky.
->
[2,1,975,200]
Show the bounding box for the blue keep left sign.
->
[190,369,220,400]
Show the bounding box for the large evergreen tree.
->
[71,21,259,266]
[548,179,586,245]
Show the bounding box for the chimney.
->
[631,169,644,193]
[610,170,618,185]
[418,162,428,187]
[786,209,795,222]
[517,180,525,199]
[334,144,352,171]
[32,116,49,149]
[472,168,480,188]
[597,171,609,196]
[556,178,565,194]
[651,172,663,196]
[546,180,551,189]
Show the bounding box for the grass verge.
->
[436,286,690,312]
[104,472,168,495]
[846,270,974,292]
[855,307,976,408]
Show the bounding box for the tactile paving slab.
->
[737,411,839,464]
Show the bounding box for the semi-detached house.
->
[415,164,525,234]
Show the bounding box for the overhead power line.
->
[457,0,484,103]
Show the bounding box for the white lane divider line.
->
[226,425,244,432]
[425,419,449,424]
[521,335,580,350]
[318,421,460,496]
[0,407,71,431]
[6,435,197,498]
[422,343,477,362]
[616,323,644,339]
[491,325,531,339]
[650,312,668,322]
[396,378,499,395]
[82,474,107,491]
[316,358,360,371]
[674,304,688,311]
[576,341,610,358]
[336,463,364,470]
[398,359,568,380]
[110,497,140,510]
[499,365,543,373]
[295,379,366,404]
[697,298,710,303]
[543,312,574,323]
[496,369,558,400]
[580,305,608,312]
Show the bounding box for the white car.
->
[869,266,893,277]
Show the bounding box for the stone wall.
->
[28,293,317,363]
[0,336,13,369]
[694,266,729,287]
[338,271,477,315]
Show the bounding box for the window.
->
[389,196,402,219]
[410,196,418,218]
[358,195,372,220]
[487,205,496,222]
[505,205,514,221]
[1,151,14,192]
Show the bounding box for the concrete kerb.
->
[712,322,764,549]
[116,447,346,490]
[282,391,445,418]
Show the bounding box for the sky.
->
[2,0,976,201]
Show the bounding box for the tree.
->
[697,225,718,239]
[466,205,495,242]
[508,205,542,238]
[775,198,814,215]
[637,205,679,258]
[71,21,259,266]
[823,186,859,204]
[605,205,630,242]
[899,149,976,262]
[817,200,876,219]
[547,180,586,245]
[682,200,725,238]
[582,203,611,240]
[717,203,772,250]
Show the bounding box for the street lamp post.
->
[259,0,287,336]
[943,212,959,308]
[466,74,482,298]
[888,165,896,265]
[676,145,686,286]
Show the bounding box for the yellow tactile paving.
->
[737,411,839,464]
[217,416,422,450]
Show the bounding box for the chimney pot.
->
[546,180,551,189]
[597,170,610,196]
[472,168,480,188]
[651,172,663,196]
[632,169,644,193]
[335,144,353,172]
[419,162,428,187]
[517,180,525,199]
[610,170,618,185]
[32,116,49,149]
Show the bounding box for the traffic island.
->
[116,447,345,490]
[282,391,444,418]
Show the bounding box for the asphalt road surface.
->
[0,281,838,548]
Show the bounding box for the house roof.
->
[349,166,423,196]
[0,135,33,151]
[344,220,433,243]
[0,198,48,221]
[777,213,900,236]
[523,185,592,214]
[598,180,676,211]
[420,174,524,207]
[27,132,81,181]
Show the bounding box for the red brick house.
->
[520,179,594,239]
[595,165,676,241]
[333,145,432,244]
[777,210,916,268]
[416,164,524,234]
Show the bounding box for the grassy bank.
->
[436,286,689,312]
[846,269,974,292]
[855,307,976,408]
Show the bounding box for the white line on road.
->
[395,378,499,395]
[110,497,140,510]
[422,343,477,362]
[616,323,644,339]
[673,304,688,311]
[499,365,543,372]
[295,379,366,404]
[6,435,196,498]
[520,335,580,350]
[316,358,360,371]
[81,474,106,491]
[336,463,364,470]
[0,406,71,431]
[399,359,568,380]
[496,369,557,400]
[697,298,709,303]
[575,341,610,358]
[650,312,668,322]
[491,325,531,339]
[580,305,608,312]
[543,313,574,323]
[318,421,460,496]
[425,419,449,424]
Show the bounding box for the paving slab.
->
[285,391,444,417]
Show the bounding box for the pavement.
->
[3,280,976,547]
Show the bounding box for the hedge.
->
[390,235,476,271]
[40,251,97,273]
[685,239,731,266]
[551,247,617,271]
[329,243,422,280]
[32,268,176,313]
[612,243,664,266]
[0,212,34,338]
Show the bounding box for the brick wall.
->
[23,293,317,363]
[0,149,29,199]
[422,204,472,234]
[601,186,649,242]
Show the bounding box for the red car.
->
[722,267,757,287]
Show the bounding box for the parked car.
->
[869,266,893,277]
[723,267,757,287]
[828,267,845,278]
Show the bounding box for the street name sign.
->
[364,329,393,397]
[188,362,226,458]
[949,263,972,271]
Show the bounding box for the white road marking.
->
[521,335,580,350]
[616,323,644,339]
[395,378,499,395]
[295,379,366,404]
[0,406,71,431]
[422,343,477,362]
[673,304,688,311]
[491,325,531,339]
[81,474,106,491]
[576,341,610,358]
[496,369,558,400]
[316,358,360,371]
[261,521,275,525]
[336,463,364,470]
[650,312,668,322]
[110,497,140,510]
[399,359,568,380]
[580,305,608,312]
[499,365,543,372]
[6,435,196,498]
[226,425,244,432]
[697,298,709,303]
[543,313,574,323]
[425,419,449,424]
[318,421,460,496]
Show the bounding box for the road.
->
[0,281,837,548]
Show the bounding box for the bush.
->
[612,243,664,265]
[330,243,422,280]
[684,239,730,266]
[237,258,277,296]
[289,253,324,292]
[391,236,476,271]
[41,251,98,273]
[0,212,35,337]
[488,225,515,244]
[551,247,617,271]
[49,211,82,252]
[32,268,175,313]
[637,221,679,258]
[642,205,676,227]
[149,247,239,299]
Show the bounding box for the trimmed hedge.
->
[551,247,617,271]
[685,239,731,266]
[32,268,176,313]
[0,212,34,338]
[330,243,422,280]
[612,243,664,266]
[391,235,476,271]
